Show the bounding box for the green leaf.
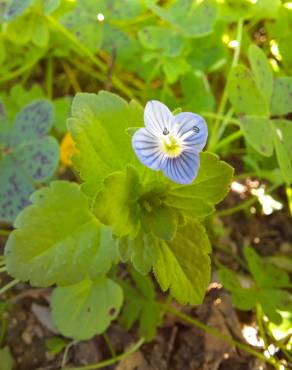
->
[272,122,292,185]
[248,44,273,106]
[162,58,190,84]
[258,289,292,324]
[187,29,226,73]
[168,152,233,209]
[252,0,281,19]
[0,84,45,122]
[4,0,32,21]
[146,0,217,38]
[118,233,156,275]
[68,91,143,198]
[42,0,60,15]
[46,337,68,356]
[5,181,118,287]
[12,99,54,144]
[153,220,211,305]
[227,65,269,116]
[94,166,141,238]
[141,204,178,241]
[120,276,161,341]
[51,276,123,340]
[217,0,253,22]
[271,77,292,116]
[0,347,14,370]
[0,100,59,222]
[53,96,72,134]
[61,0,103,52]
[5,13,34,44]
[164,193,214,219]
[129,267,155,301]
[217,268,259,310]
[31,16,49,47]
[181,73,215,113]
[240,116,273,157]
[243,246,290,289]
[138,26,183,57]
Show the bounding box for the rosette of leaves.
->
[227,43,292,184]
[5,91,233,340]
[218,246,292,324]
[0,99,59,223]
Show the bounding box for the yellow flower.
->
[60,133,76,166]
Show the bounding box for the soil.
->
[0,176,291,370]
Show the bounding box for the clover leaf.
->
[0,99,59,223]
[4,0,32,21]
[145,0,217,38]
[227,44,292,183]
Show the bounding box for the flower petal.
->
[174,112,208,152]
[144,100,174,135]
[162,152,200,184]
[132,128,165,170]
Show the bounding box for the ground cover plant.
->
[0,0,291,369]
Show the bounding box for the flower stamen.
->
[161,134,182,157]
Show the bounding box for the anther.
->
[163,128,169,135]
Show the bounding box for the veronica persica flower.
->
[132,100,208,184]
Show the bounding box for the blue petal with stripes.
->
[132,100,208,184]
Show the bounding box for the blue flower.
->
[132,100,208,184]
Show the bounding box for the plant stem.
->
[256,304,268,348]
[65,338,145,370]
[216,184,279,217]
[0,50,46,83]
[202,112,240,126]
[46,16,136,99]
[163,305,279,369]
[46,57,54,99]
[61,340,78,368]
[213,130,243,151]
[61,60,82,93]
[103,332,117,359]
[0,279,19,296]
[286,186,292,216]
[208,18,243,149]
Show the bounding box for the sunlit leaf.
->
[248,44,273,107]
[271,77,292,116]
[227,65,269,116]
[94,166,141,238]
[243,246,290,289]
[145,0,217,38]
[153,220,211,305]
[240,116,273,157]
[68,92,143,199]
[5,181,118,286]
